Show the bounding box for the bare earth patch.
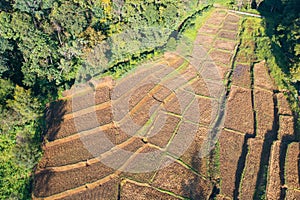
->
[224,86,254,134]
[60,178,119,200]
[184,77,210,97]
[213,39,237,51]
[120,181,180,200]
[254,61,277,91]
[231,64,251,89]
[151,159,212,199]
[278,115,294,141]
[239,138,264,200]
[266,141,281,200]
[224,14,240,23]
[205,16,224,27]
[199,25,220,35]
[277,93,293,116]
[285,189,300,199]
[209,49,233,65]
[179,126,208,175]
[195,34,215,48]
[221,22,239,32]
[254,89,275,139]
[285,142,299,190]
[147,114,180,148]
[218,30,237,40]
[34,162,115,197]
[219,130,245,198]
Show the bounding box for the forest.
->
[0,0,299,199]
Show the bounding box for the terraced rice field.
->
[33,9,299,200]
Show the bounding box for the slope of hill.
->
[32,9,299,200]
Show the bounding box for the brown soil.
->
[167,121,200,157]
[164,53,185,70]
[64,86,111,114]
[239,138,264,200]
[151,158,212,199]
[184,77,210,97]
[120,181,180,200]
[199,25,220,35]
[151,85,173,102]
[215,194,232,200]
[210,10,227,18]
[209,49,233,65]
[285,189,300,199]
[277,93,293,116]
[221,22,239,32]
[278,115,294,141]
[147,114,180,148]
[254,61,277,91]
[213,39,237,51]
[224,14,240,24]
[196,34,215,48]
[179,126,207,175]
[60,178,119,200]
[231,64,251,88]
[215,64,230,79]
[179,64,199,82]
[35,138,146,197]
[218,30,237,40]
[164,89,195,115]
[120,146,159,184]
[39,138,94,168]
[254,89,274,139]
[34,162,115,197]
[164,94,181,115]
[129,83,157,110]
[130,96,160,126]
[266,141,281,200]
[47,106,113,141]
[206,16,224,27]
[219,130,245,198]
[40,126,131,168]
[184,96,217,125]
[285,142,299,189]
[224,86,254,134]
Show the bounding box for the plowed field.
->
[33,8,298,200]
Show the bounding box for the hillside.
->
[32,9,299,199]
[0,0,299,199]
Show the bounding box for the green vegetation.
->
[209,142,220,180]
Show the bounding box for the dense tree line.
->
[258,0,300,83]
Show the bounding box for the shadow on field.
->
[33,169,54,198]
[181,151,209,199]
[44,100,67,141]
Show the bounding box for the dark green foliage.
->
[0,85,43,200]
[0,37,13,75]
[0,79,14,105]
[258,0,300,83]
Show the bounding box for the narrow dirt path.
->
[33,8,299,200]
